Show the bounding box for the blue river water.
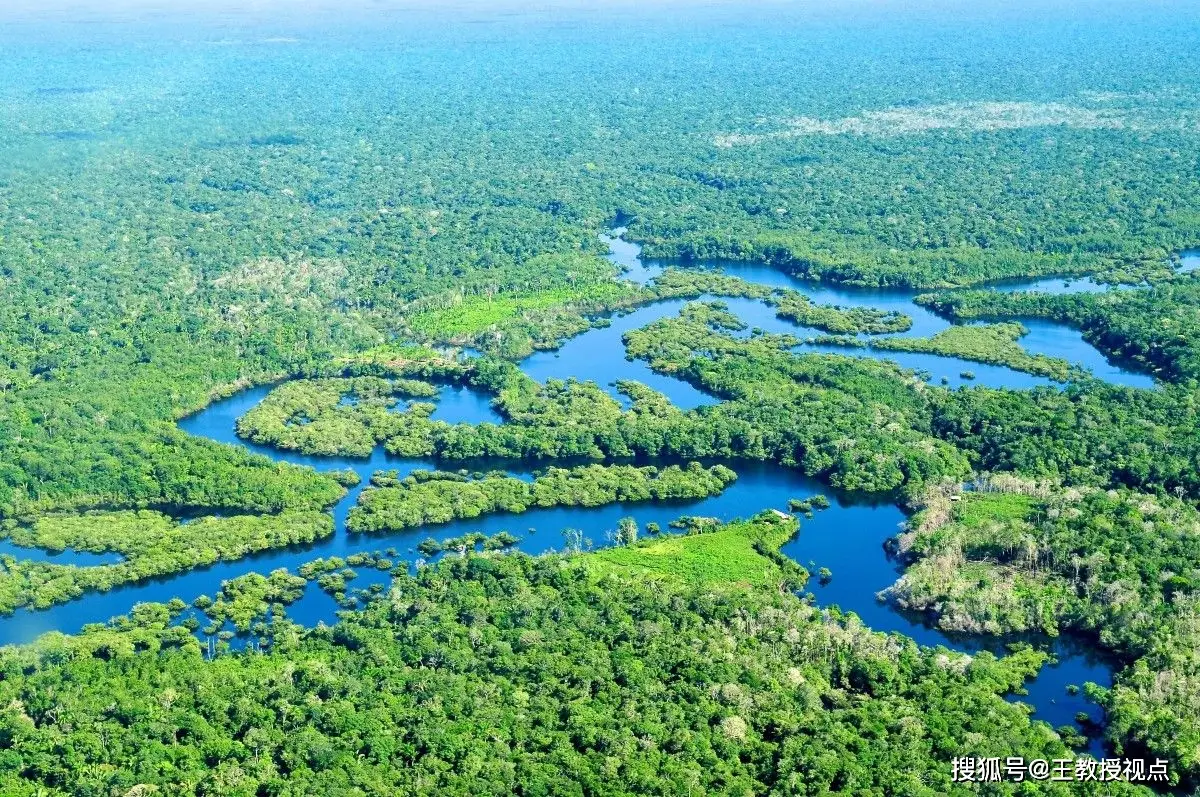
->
[603,232,1157,393]
[1178,250,1200,274]
[0,540,121,566]
[0,230,1175,755]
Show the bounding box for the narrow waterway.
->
[0,229,1170,754]
[600,228,1157,392]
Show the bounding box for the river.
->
[0,230,1178,755]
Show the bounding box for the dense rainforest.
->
[884,479,1200,777]
[0,517,1157,796]
[1,0,1200,793]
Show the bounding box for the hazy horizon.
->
[3,0,1196,26]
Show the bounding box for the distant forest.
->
[0,2,1199,793]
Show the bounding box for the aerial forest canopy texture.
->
[1,0,1200,793]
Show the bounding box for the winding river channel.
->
[2,235,1195,755]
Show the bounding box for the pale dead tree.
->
[561,527,585,554]
[1069,554,1085,586]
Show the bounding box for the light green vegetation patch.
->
[407,284,636,338]
[815,323,1074,381]
[587,514,801,590]
[0,510,333,615]
[398,252,645,358]
[347,463,737,533]
[949,490,1037,526]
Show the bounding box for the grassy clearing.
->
[954,491,1036,527]
[407,284,636,338]
[586,515,799,590]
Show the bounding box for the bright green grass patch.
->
[586,515,799,590]
[408,284,636,337]
[908,491,1039,559]
[953,491,1036,527]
